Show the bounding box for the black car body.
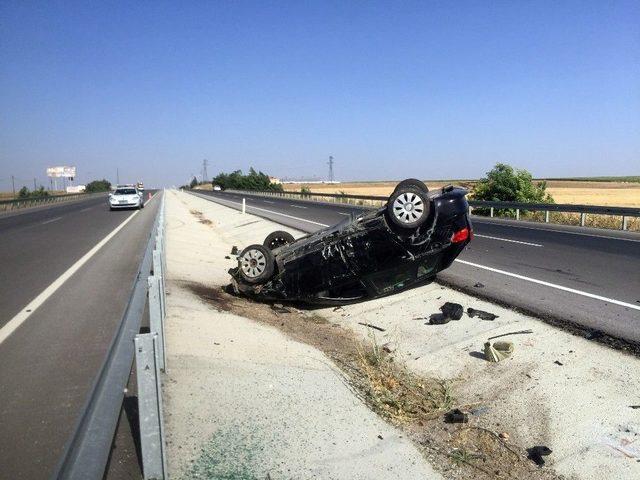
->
[230,184,472,305]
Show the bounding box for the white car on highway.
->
[109,187,144,210]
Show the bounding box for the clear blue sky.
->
[1,1,638,188]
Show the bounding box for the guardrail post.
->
[516,208,520,221]
[153,250,165,319]
[242,198,246,214]
[147,276,166,372]
[622,216,628,231]
[580,213,586,227]
[135,333,167,480]
[545,211,550,223]
[490,207,494,218]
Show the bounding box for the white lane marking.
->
[454,259,640,311]
[263,200,275,204]
[290,204,307,209]
[474,234,542,247]
[192,193,329,227]
[0,195,157,345]
[337,212,351,216]
[41,216,62,225]
[472,219,640,243]
[80,207,93,212]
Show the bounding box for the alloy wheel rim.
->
[241,249,266,278]
[392,192,425,223]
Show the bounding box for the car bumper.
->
[109,202,139,208]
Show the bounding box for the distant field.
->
[281,179,640,207]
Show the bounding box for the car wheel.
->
[238,244,275,284]
[392,178,428,195]
[386,187,430,229]
[263,230,295,250]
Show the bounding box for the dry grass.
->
[282,179,640,208]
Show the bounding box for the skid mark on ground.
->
[181,280,562,480]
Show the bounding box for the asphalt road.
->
[190,189,640,345]
[0,192,159,480]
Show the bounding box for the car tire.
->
[386,187,430,229]
[238,244,275,284]
[263,230,295,250]
[392,178,429,195]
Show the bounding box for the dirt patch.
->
[182,280,563,480]
[189,208,213,225]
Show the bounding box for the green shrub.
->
[86,179,112,193]
[211,168,284,192]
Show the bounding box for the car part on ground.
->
[229,179,472,305]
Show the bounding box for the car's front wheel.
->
[263,230,295,250]
[238,244,275,284]
[386,187,430,229]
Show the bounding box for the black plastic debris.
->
[230,245,238,255]
[527,446,552,466]
[428,314,451,325]
[444,408,469,424]
[554,360,564,366]
[630,405,640,409]
[358,322,386,332]
[224,255,231,259]
[467,307,499,321]
[440,302,464,320]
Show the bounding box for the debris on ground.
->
[474,282,485,288]
[554,360,564,366]
[468,307,499,321]
[484,341,514,362]
[224,255,231,259]
[440,302,464,320]
[488,329,533,340]
[230,245,238,255]
[499,432,510,441]
[357,322,386,332]
[444,408,469,424]
[527,445,553,466]
[630,405,640,409]
[428,314,451,325]
[382,342,396,353]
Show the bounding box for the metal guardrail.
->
[52,192,168,480]
[220,188,640,231]
[0,192,106,212]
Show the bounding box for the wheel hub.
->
[241,249,266,278]
[393,192,425,223]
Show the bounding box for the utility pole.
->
[11,175,15,198]
[116,168,120,185]
[202,159,209,183]
[328,156,334,182]
[33,178,37,190]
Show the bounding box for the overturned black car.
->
[229,179,472,305]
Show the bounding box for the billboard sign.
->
[47,166,76,178]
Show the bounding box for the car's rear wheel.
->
[238,244,275,284]
[263,230,295,250]
[386,187,430,229]
[392,178,428,195]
